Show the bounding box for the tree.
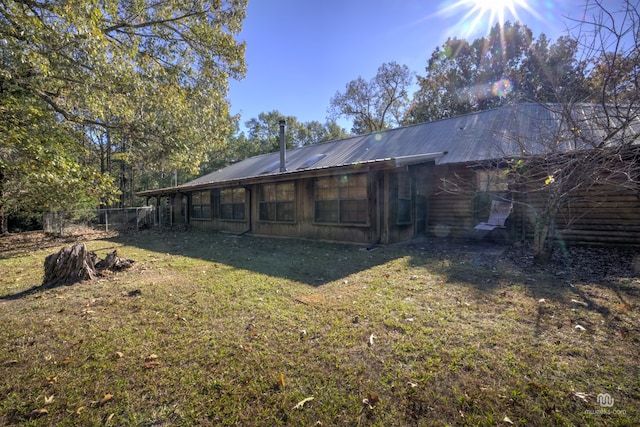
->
[0,0,247,218]
[496,2,640,263]
[0,88,117,233]
[198,112,349,175]
[329,61,413,134]
[518,34,590,104]
[405,22,591,124]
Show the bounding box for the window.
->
[220,187,245,220]
[314,174,368,224]
[191,191,211,220]
[476,169,509,192]
[397,172,411,224]
[259,182,295,222]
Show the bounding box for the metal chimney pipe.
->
[279,119,287,172]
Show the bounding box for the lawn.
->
[0,230,638,426]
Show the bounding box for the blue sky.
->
[228,0,589,131]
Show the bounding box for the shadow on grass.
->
[0,283,59,300]
[102,229,404,287]
[403,237,640,332]
[2,229,637,311]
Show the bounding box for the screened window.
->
[314,174,367,224]
[397,172,411,224]
[259,182,295,222]
[476,169,509,192]
[220,187,245,220]
[191,191,211,220]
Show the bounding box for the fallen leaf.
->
[76,406,85,415]
[503,415,514,424]
[574,392,590,402]
[575,324,586,331]
[145,354,158,362]
[368,334,375,346]
[144,361,161,369]
[115,351,124,358]
[44,395,55,405]
[91,393,113,406]
[105,413,115,423]
[278,372,285,388]
[61,357,77,364]
[293,396,314,410]
[46,374,58,384]
[174,313,186,321]
[29,408,48,418]
[367,393,379,405]
[407,382,418,388]
[363,393,379,409]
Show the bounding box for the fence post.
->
[105,210,109,232]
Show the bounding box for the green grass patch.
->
[0,230,638,426]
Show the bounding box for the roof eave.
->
[135,151,447,197]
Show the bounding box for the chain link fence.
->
[43,207,156,236]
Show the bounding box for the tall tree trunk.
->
[533,215,556,264]
[0,170,7,235]
[0,204,6,235]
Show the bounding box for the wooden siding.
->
[183,161,639,248]
[425,166,476,239]
[513,182,640,247]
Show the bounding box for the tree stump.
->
[42,243,134,287]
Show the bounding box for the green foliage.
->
[406,22,588,123]
[329,62,413,134]
[198,111,349,174]
[0,89,118,231]
[0,0,247,213]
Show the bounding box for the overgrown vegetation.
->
[1,230,638,426]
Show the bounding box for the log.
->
[42,243,134,287]
[95,250,134,271]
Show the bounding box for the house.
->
[138,104,640,247]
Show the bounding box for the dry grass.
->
[0,230,638,426]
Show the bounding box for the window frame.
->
[259,181,295,223]
[190,190,212,220]
[314,174,368,225]
[476,169,509,192]
[220,187,246,221]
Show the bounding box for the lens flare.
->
[492,78,513,97]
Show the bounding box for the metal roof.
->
[139,103,639,196]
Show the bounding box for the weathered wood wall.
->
[424,166,476,239]
[185,162,640,248]
[513,181,640,247]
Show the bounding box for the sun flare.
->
[439,0,539,37]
